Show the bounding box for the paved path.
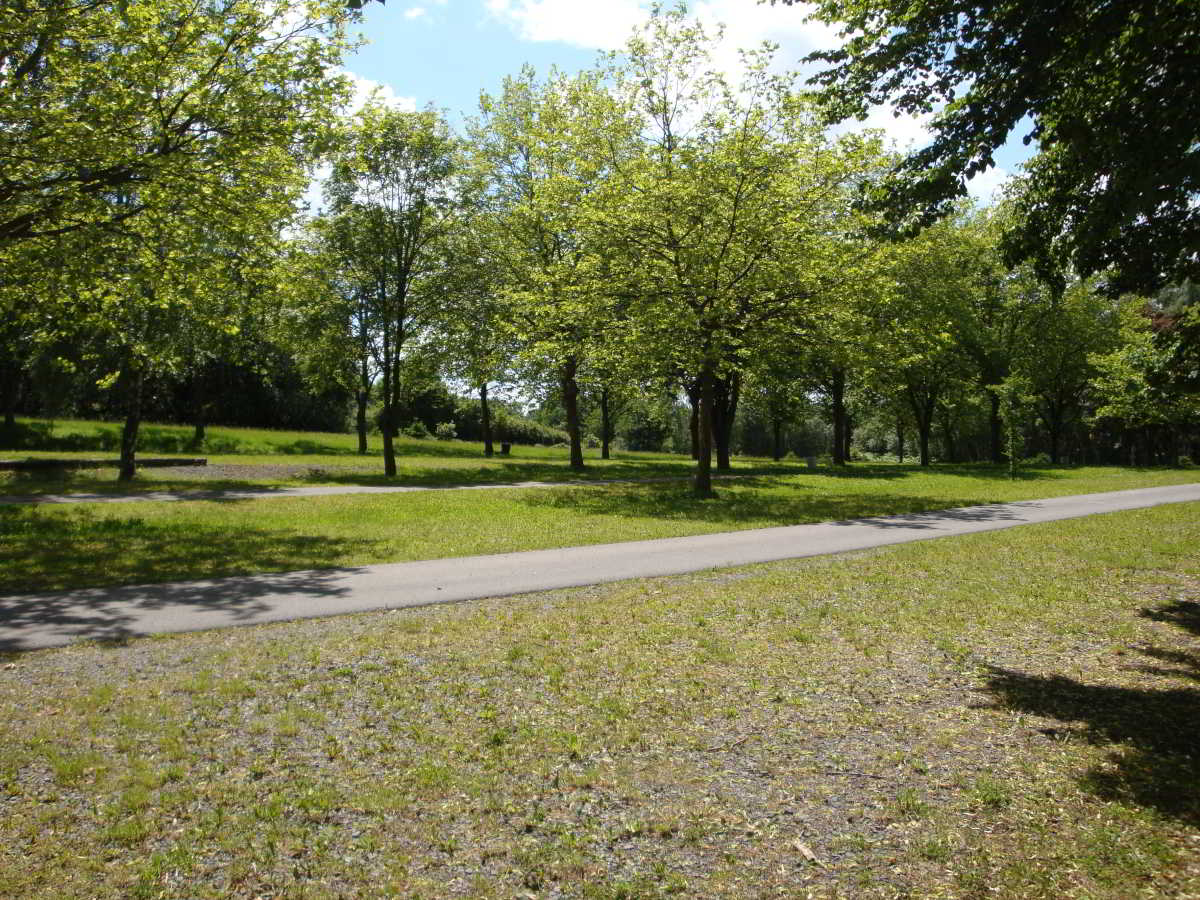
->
[3,483,1198,652]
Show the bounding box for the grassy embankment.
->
[1,502,1197,897]
[1,458,1197,594]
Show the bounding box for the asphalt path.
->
[2,483,1198,652]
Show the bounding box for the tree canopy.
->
[780,0,1200,295]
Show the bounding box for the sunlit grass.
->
[1,503,1197,897]
[1,464,1196,594]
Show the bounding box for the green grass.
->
[1,416,721,493]
[1,503,1197,897]
[1,464,1197,594]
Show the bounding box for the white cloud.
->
[845,102,934,152]
[342,69,418,113]
[484,0,647,50]
[481,1,938,151]
[966,165,1011,205]
[404,6,428,20]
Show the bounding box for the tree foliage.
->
[782,0,1200,295]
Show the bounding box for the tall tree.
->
[471,66,629,471]
[325,104,460,477]
[604,9,855,493]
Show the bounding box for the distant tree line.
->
[2,2,1196,484]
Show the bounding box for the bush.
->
[450,397,569,446]
[1024,452,1052,466]
[434,421,457,441]
[1178,454,1194,468]
[403,421,430,440]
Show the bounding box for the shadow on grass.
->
[812,462,1067,481]
[983,596,1200,825]
[515,479,1000,527]
[298,459,708,488]
[0,476,300,501]
[0,506,378,651]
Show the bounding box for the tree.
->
[325,104,460,477]
[1016,279,1118,463]
[0,0,354,245]
[275,220,381,454]
[782,0,1200,295]
[427,209,517,459]
[604,9,859,493]
[874,218,980,466]
[471,66,629,471]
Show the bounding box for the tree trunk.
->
[772,417,783,462]
[687,381,700,460]
[356,390,369,455]
[906,384,936,468]
[480,382,494,458]
[562,358,584,471]
[830,368,846,466]
[988,392,1004,463]
[842,412,853,464]
[118,367,144,483]
[1,358,19,431]
[381,353,397,477]
[940,409,958,463]
[694,367,715,495]
[356,355,370,455]
[190,372,206,449]
[896,421,905,463]
[600,387,612,460]
[713,372,739,472]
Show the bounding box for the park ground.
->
[1,420,1199,897]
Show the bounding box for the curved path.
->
[2,483,1198,652]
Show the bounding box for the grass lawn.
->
[1,464,1198,594]
[1,503,1197,898]
[1,417,738,494]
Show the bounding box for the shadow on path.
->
[835,502,1032,530]
[0,567,355,653]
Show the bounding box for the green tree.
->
[782,0,1200,295]
[470,66,630,471]
[275,220,381,454]
[604,8,857,493]
[1,0,354,244]
[325,104,461,476]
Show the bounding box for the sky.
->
[339,0,1034,204]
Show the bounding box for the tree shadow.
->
[0,505,379,634]
[982,596,1200,825]
[0,567,356,653]
[515,480,999,527]
[833,503,1028,530]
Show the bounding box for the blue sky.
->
[342,0,1032,202]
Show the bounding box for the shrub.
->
[403,421,430,440]
[434,422,457,441]
[1178,454,1194,468]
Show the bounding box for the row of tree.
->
[2,3,1197,486]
